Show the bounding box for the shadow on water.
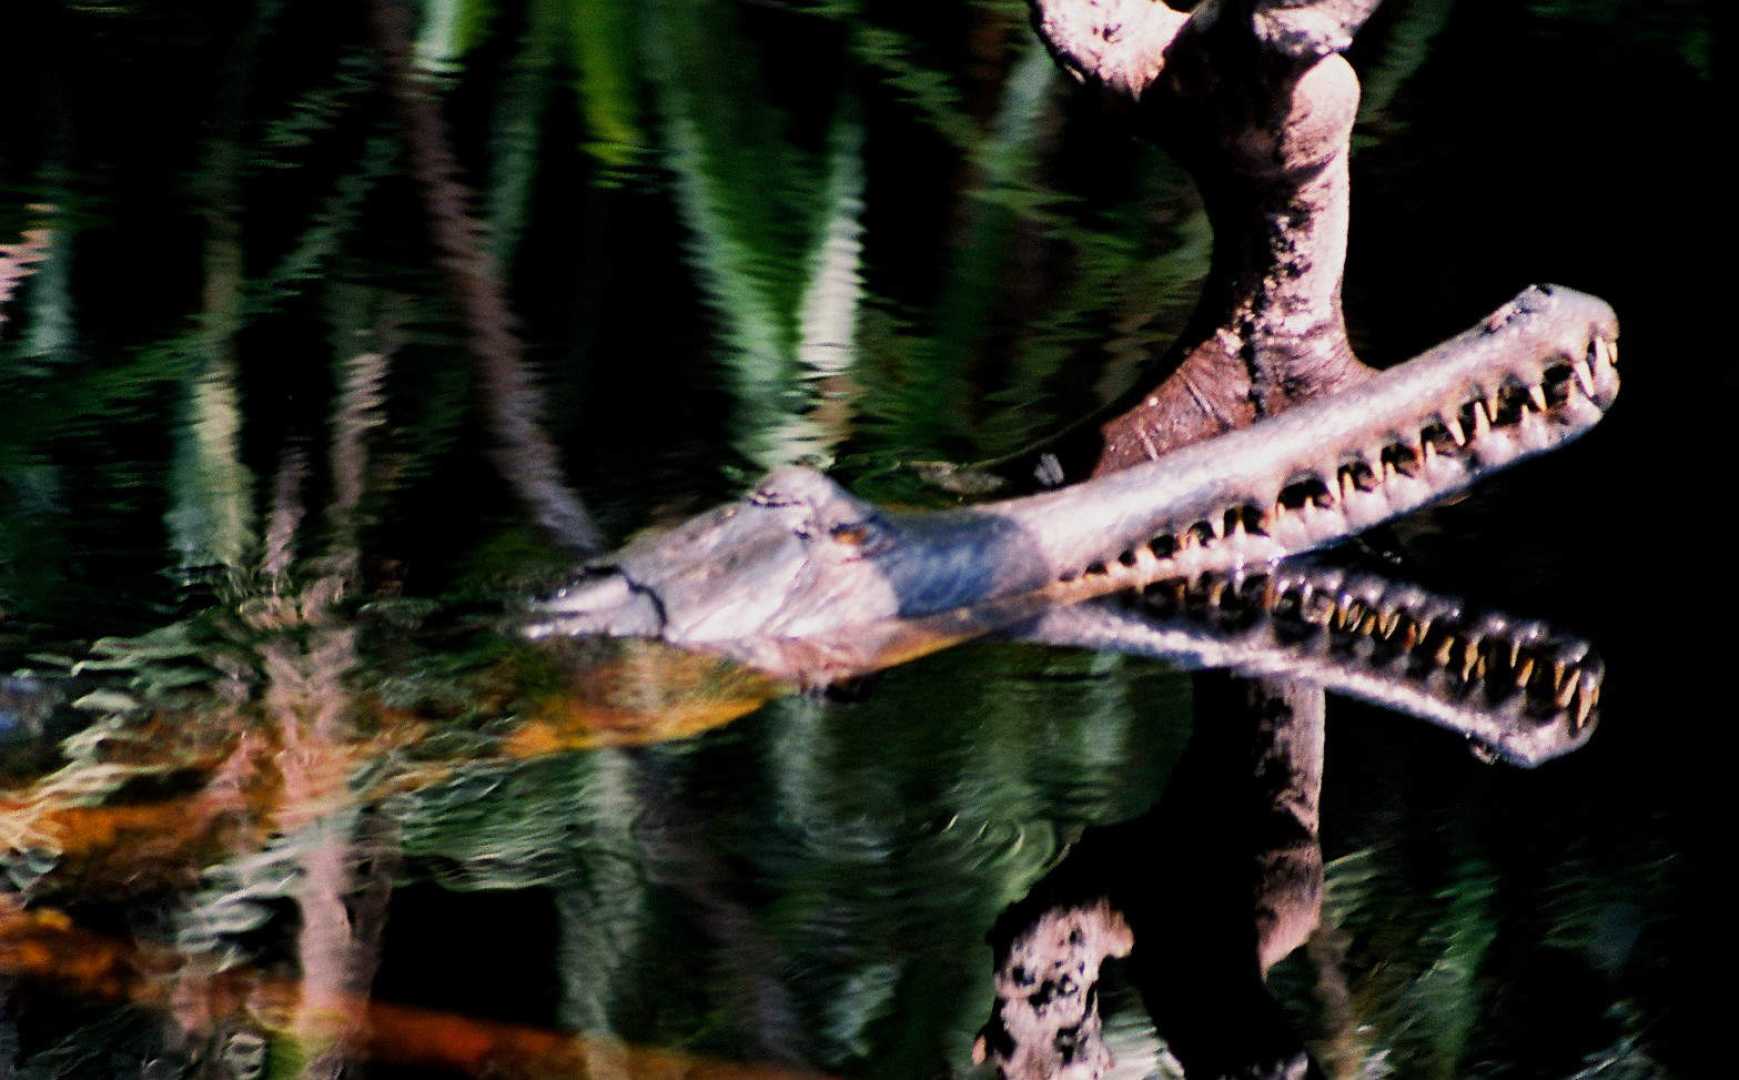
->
[0,0,1714,1075]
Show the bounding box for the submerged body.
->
[526,285,1618,683]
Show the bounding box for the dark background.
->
[0,0,1718,1075]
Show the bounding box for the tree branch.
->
[1252,0,1386,60]
[1026,0,1187,101]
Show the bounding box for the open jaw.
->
[1012,563,1603,767]
[524,285,1619,683]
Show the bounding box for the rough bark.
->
[974,672,1325,1080]
[998,0,1386,486]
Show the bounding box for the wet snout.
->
[525,568,664,639]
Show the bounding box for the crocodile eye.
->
[830,522,872,546]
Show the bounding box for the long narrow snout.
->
[527,569,665,639]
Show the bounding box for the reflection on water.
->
[0,0,1712,1076]
[1018,562,1603,767]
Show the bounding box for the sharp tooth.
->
[1433,637,1455,667]
[1444,416,1466,445]
[1508,639,1522,667]
[1208,580,1228,605]
[1593,336,1611,368]
[1381,458,1397,481]
[1340,471,1356,503]
[1528,384,1548,412]
[1486,390,1502,418]
[1573,688,1595,730]
[1472,400,1492,437]
[1359,612,1378,635]
[1552,660,1567,692]
[1609,340,1619,366]
[1460,648,1480,681]
[1513,656,1535,688]
[1472,654,1487,682]
[1555,676,1577,710]
[1380,611,1400,638]
[1401,623,1419,650]
[1423,439,1436,462]
[1573,360,1596,396]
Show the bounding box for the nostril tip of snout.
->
[524,569,666,640]
[534,570,632,615]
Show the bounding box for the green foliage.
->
[415,0,494,73]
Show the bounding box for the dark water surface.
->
[0,1,1717,1076]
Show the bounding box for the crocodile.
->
[525,285,1617,683]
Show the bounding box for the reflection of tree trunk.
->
[288,796,400,1078]
[288,794,359,1079]
[168,179,256,573]
[168,0,271,575]
[272,618,365,1077]
[162,17,268,1059]
[0,212,54,327]
[1140,673,1322,1079]
[172,322,404,1076]
[977,672,1325,1079]
[285,334,402,1077]
[1304,918,1363,1078]
[1229,677,1324,978]
[373,0,603,554]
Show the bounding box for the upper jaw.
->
[971,284,1619,595]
